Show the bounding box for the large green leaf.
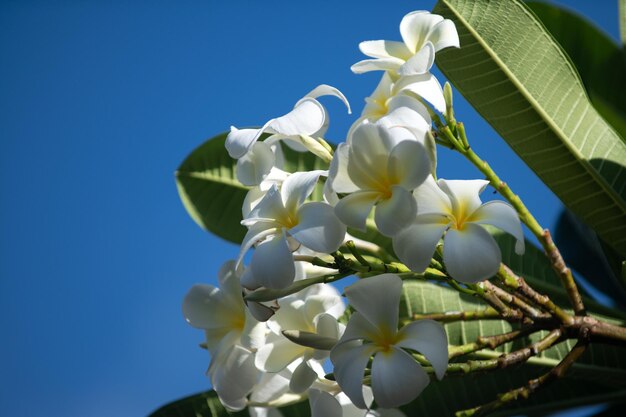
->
[175,132,394,253]
[432,0,626,258]
[526,1,626,143]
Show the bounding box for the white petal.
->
[400,11,443,53]
[236,141,275,186]
[348,125,393,190]
[241,310,267,350]
[438,179,489,218]
[290,202,346,253]
[226,124,270,159]
[305,287,346,321]
[340,311,383,343]
[182,284,238,330]
[255,335,306,372]
[396,319,448,380]
[305,84,352,114]
[329,143,359,194]
[344,274,402,332]
[470,201,525,255]
[337,388,375,417]
[246,184,290,224]
[388,139,430,190]
[238,222,279,270]
[444,223,502,283]
[211,346,258,411]
[251,234,296,289]
[413,175,452,216]
[395,73,446,113]
[289,361,319,393]
[269,98,326,137]
[359,40,412,60]
[385,94,432,127]
[315,312,342,340]
[334,191,380,232]
[351,57,404,74]
[429,19,460,51]
[371,347,429,408]
[309,389,343,417]
[392,216,448,272]
[280,170,325,213]
[330,342,378,409]
[217,259,242,298]
[375,186,417,237]
[397,42,435,76]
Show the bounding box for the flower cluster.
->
[183,10,526,417]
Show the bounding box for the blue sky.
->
[0,1,620,416]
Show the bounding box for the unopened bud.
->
[282,330,338,350]
[444,81,455,124]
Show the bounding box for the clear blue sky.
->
[0,1,619,416]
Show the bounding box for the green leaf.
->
[527,1,626,142]
[432,0,626,258]
[148,390,311,417]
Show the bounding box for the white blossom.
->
[351,11,459,76]
[393,176,525,283]
[239,171,346,290]
[330,274,448,409]
[329,122,430,237]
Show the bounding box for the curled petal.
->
[269,98,326,137]
[470,201,525,255]
[351,57,404,74]
[251,234,296,289]
[359,40,412,60]
[344,274,402,332]
[371,347,429,408]
[399,11,443,53]
[304,84,352,114]
[236,141,275,186]
[245,184,290,225]
[397,42,435,76]
[334,191,380,232]
[331,342,378,409]
[182,284,224,329]
[429,19,460,51]
[396,319,449,380]
[374,185,417,237]
[226,123,272,159]
[443,223,502,283]
[392,215,448,272]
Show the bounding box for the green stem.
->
[448,325,540,359]
[438,124,586,316]
[410,308,501,323]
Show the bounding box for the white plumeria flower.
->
[239,170,346,290]
[226,85,351,185]
[329,122,430,237]
[182,261,267,410]
[255,283,345,393]
[330,274,448,409]
[393,176,525,283]
[351,11,459,76]
[308,388,374,417]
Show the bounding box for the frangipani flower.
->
[329,122,430,237]
[182,261,267,410]
[255,283,345,393]
[226,85,351,185]
[393,176,525,283]
[351,11,459,76]
[240,171,347,290]
[330,274,448,409]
